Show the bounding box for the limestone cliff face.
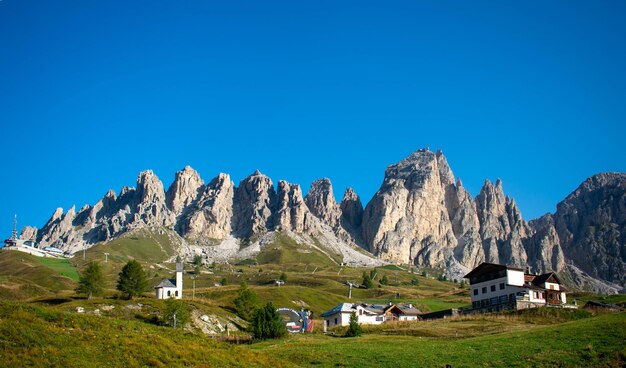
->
[275,181,312,233]
[475,179,529,267]
[232,171,276,238]
[19,226,38,240]
[179,173,235,240]
[553,173,626,286]
[446,179,484,270]
[304,178,341,229]
[525,214,565,273]
[166,166,204,217]
[27,151,625,292]
[339,188,363,231]
[362,149,457,267]
[133,170,172,226]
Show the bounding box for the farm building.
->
[321,302,421,328]
[465,262,571,312]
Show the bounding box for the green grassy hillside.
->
[0,251,78,300]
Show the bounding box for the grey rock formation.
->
[133,170,172,226]
[475,179,529,267]
[446,178,484,270]
[179,173,235,240]
[340,187,363,231]
[19,226,37,240]
[362,149,457,267]
[275,180,312,233]
[232,170,276,238]
[554,173,626,286]
[25,149,625,292]
[525,214,565,273]
[166,166,204,217]
[304,178,341,229]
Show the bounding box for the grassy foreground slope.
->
[254,312,626,368]
[0,251,78,300]
[1,300,623,368]
[0,301,291,368]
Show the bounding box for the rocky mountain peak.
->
[166,166,205,216]
[233,170,276,238]
[304,178,340,227]
[554,172,626,286]
[133,170,171,226]
[178,173,235,240]
[363,148,457,265]
[276,180,310,232]
[339,187,363,230]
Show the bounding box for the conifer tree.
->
[116,260,148,299]
[76,261,104,299]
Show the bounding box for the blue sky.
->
[1,1,625,238]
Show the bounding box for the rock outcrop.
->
[166,166,204,217]
[19,226,38,240]
[232,171,276,238]
[275,181,311,233]
[179,173,235,240]
[553,173,626,286]
[26,151,625,292]
[475,179,529,267]
[304,178,341,229]
[362,149,457,267]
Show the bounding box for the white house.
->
[321,303,422,328]
[464,262,570,312]
[321,303,384,328]
[155,263,183,299]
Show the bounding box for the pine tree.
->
[76,261,104,299]
[345,311,362,337]
[164,298,191,328]
[250,302,287,339]
[380,275,389,286]
[233,280,258,320]
[279,272,288,282]
[116,260,148,299]
[362,272,373,289]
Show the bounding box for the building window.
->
[482,287,487,294]
[499,295,508,303]
[359,309,363,315]
[500,283,505,290]
[175,291,179,297]
[376,316,384,322]
[473,289,478,296]
[490,297,498,305]
[490,285,496,292]
[334,318,337,325]
[167,291,171,296]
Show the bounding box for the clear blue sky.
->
[1,1,625,238]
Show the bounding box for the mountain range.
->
[19,148,625,293]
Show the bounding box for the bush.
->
[233,281,258,320]
[163,299,191,328]
[76,261,104,299]
[362,272,373,289]
[380,275,389,286]
[220,277,227,286]
[116,260,148,299]
[192,255,203,266]
[410,277,419,286]
[279,272,288,283]
[345,312,362,337]
[250,302,287,340]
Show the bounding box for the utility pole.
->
[104,252,109,263]
[173,313,177,328]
